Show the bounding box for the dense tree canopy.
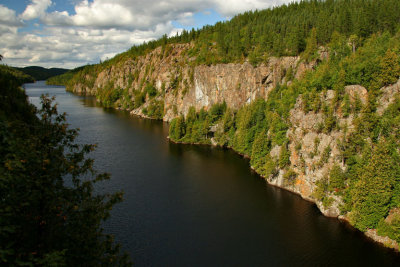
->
[0,67,130,265]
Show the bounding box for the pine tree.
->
[351,141,396,231]
[302,28,317,62]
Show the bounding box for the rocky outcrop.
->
[377,79,400,115]
[264,78,400,219]
[265,90,345,217]
[68,44,313,122]
[365,230,399,250]
[345,85,368,106]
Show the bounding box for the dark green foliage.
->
[373,48,400,89]
[169,115,186,141]
[0,69,130,266]
[15,66,69,81]
[145,82,158,98]
[143,100,164,119]
[0,66,36,123]
[350,141,398,231]
[303,28,318,62]
[134,90,145,108]
[0,65,34,86]
[279,143,291,169]
[209,101,227,123]
[313,177,334,208]
[250,130,270,176]
[328,164,346,192]
[264,154,277,178]
[377,213,400,244]
[96,81,122,107]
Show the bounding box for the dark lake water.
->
[25,81,400,266]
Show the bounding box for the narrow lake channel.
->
[26,81,400,266]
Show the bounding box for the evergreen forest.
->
[0,63,130,265]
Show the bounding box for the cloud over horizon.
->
[0,0,293,68]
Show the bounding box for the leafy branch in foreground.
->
[0,93,131,266]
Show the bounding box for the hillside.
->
[49,0,400,250]
[0,65,34,87]
[15,66,69,81]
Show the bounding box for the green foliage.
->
[313,177,334,209]
[303,28,318,62]
[0,65,34,85]
[317,145,331,168]
[209,102,227,123]
[169,115,186,141]
[373,48,400,89]
[143,100,164,119]
[15,66,68,81]
[250,130,270,176]
[96,81,123,107]
[279,143,290,169]
[264,154,277,178]
[350,141,399,231]
[134,90,146,108]
[283,169,297,186]
[377,212,400,244]
[0,70,130,266]
[313,177,328,201]
[328,164,346,192]
[145,82,158,98]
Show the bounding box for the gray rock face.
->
[68,44,312,122]
[377,79,400,115]
[345,85,368,106]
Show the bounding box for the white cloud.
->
[42,0,291,30]
[213,0,291,17]
[0,5,23,27]
[21,0,52,20]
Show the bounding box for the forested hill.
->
[15,66,69,81]
[60,0,400,70]
[48,0,400,250]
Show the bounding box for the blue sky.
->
[0,0,292,68]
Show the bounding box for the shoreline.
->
[72,90,400,253]
[168,132,400,253]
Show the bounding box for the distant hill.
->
[14,66,69,81]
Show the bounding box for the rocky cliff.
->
[68,44,313,121]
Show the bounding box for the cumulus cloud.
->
[0,5,23,27]
[214,0,292,17]
[21,0,52,20]
[1,0,294,68]
[42,0,291,30]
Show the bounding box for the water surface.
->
[26,81,400,266]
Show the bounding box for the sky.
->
[0,0,293,69]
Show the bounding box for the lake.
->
[26,81,400,266]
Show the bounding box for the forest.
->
[0,63,130,265]
[48,0,400,247]
[49,0,400,83]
